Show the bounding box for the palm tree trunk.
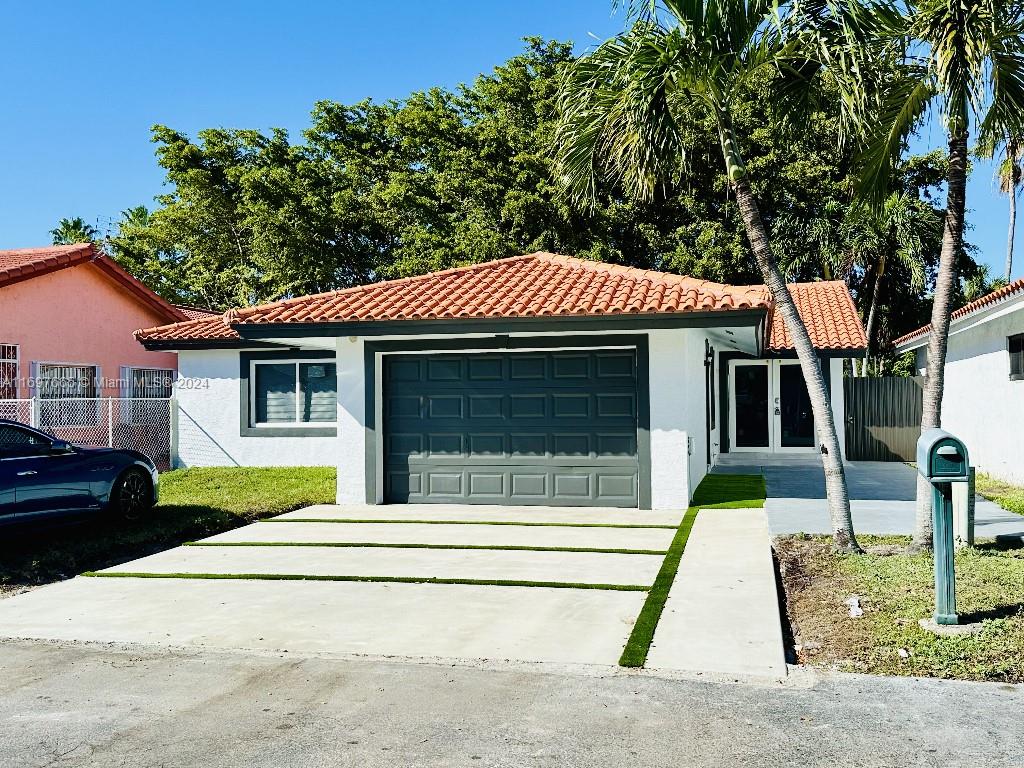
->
[913,131,969,550]
[732,176,860,553]
[1007,145,1017,283]
[862,258,885,376]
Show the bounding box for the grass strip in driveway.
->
[618,508,698,667]
[263,518,677,529]
[185,541,669,555]
[617,473,768,668]
[83,571,650,591]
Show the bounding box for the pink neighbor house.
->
[0,243,209,402]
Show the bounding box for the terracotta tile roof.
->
[766,280,867,353]
[0,243,96,287]
[174,305,220,321]
[135,253,866,353]
[227,253,770,324]
[894,278,1024,348]
[1,243,186,323]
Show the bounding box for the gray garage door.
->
[383,349,640,506]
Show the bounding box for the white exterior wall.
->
[174,329,725,508]
[830,357,847,460]
[920,306,1024,484]
[174,349,338,468]
[647,328,710,507]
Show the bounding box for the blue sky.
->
[0,0,1016,280]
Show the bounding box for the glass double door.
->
[729,360,816,452]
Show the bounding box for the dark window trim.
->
[362,335,652,509]
[239,350,337,437]
[1009,333,1024,380]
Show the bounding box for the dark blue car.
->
[0,419,159,527]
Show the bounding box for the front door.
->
[729,360,817,453]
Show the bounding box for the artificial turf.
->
[82,571,650,591]
[262,518,677,529]
[185,541,669,555]
[617,473,767,667]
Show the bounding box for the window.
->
[0,344,17,399]
[251,360,337,426]
[0,424,45,446]
[1011,334,1024,381]
[36,363,99,427]
[128,368,174,398]
[37,364,98,399]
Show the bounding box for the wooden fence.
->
[844,376,924,462]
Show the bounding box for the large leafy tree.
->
[123,38,880,312]
[553,0,861,551]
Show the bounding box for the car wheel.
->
[112,468,153,521]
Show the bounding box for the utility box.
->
[916,429,971,625]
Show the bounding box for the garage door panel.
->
[383,350,640,507]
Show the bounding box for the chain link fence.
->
[0,398,173,470]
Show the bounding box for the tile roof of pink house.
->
[135,252,867,353]
[0,244,188,324]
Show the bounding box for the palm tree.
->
[50,217,99,245]
[844,192,932,374]
[800,0,1024,548]
[843,0,1019,552]
[996,137,1023,281]
[554,0,861,552]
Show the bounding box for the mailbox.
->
[917,429,970,483]
[916,429,971,626]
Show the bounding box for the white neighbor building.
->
[137,253,866,509]
[895,278,1024,485]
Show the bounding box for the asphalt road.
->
[0,640,1021,768]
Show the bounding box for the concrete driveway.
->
[714,453,1024,538]
[0,501,788,678]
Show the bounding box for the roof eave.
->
[228,308,769,340]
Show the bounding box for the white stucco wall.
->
[830,357,847,460]
[917,305,1024,484]
[174,328,731,508]
[647,328,712,507]
[173,349,338,468]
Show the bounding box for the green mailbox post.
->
[916,429,970,626]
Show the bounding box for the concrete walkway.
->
[0,504,678,667]
[715,453,1024,538]
[647,508,787,678]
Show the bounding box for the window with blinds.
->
[252,360,337,426]
[0,344,17,398]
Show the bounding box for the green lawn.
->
[618,472,767,667]
[0,467,335,596]
[976,473,1024,516]
[777,534,1024,682]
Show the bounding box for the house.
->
[136,253,867,508]
[895,278,1024,485]
[0,244,201,405]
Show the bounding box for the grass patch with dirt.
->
[777,534,1024,682]
[0,466,335,596]
[976,473,1024,516]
